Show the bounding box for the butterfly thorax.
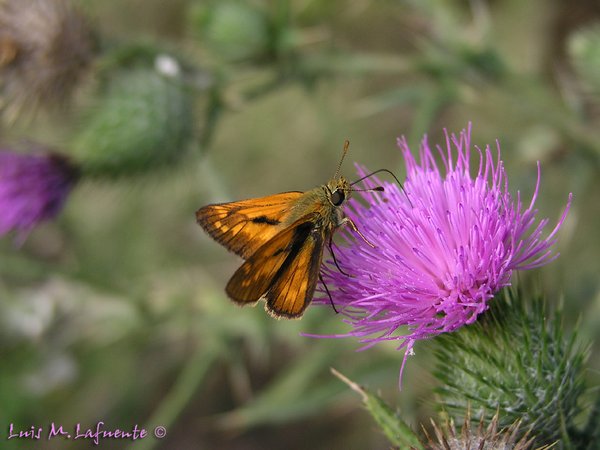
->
[283,176,351,232]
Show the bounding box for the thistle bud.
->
[189,1,270,62]
[568,25,600,96]
[73,66,193,177]
[423,410,548,450]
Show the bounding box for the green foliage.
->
[433,289,591,448]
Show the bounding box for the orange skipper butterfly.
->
[196,142,386,319]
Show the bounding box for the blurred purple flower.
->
[0,149,79,240]
[314,126,572,378]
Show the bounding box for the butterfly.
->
[196,141,392,319]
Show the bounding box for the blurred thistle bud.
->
[73,65,193,177]
[433,289,591,447]
[189,1,271,62]
[0,0,97,121]
[568,25,600,96]
[0,145,79,241]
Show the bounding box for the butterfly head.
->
[326,176,351,207]
[325,140,386,209]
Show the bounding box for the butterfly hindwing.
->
[265,225,324,318]
[196,192,303,259]
[225,216,324,318]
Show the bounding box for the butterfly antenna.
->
[351,168,412,207]
[333,140,350,180]
[351,168,401,186]
[351,186,384,193]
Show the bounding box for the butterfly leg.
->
[328,236,351,277]
[340,217,376,248]
[319,273,339,314]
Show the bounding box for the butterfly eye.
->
[330,189,345,206]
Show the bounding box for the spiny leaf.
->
[331,368,423,449]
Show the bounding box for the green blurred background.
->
[1,0,599,448]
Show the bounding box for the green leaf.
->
[331,368,423,449]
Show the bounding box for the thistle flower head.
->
[315,126,571,375]
[0,147,79,240]
[0,0,96,120]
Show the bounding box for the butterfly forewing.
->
[225,216,323,318]
[196,192,303,259]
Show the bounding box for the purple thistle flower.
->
[0,149,79,241]
[313,125,572,379]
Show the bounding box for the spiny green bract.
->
[433,289,588,448]
[423,409,549,450]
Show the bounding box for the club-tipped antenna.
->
[351,186,385,193]
[333,140,350,180]
[351,168,412,206]
[351,168,400,186]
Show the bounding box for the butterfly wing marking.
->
[196,191,303,259]
[225,216,324,318]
